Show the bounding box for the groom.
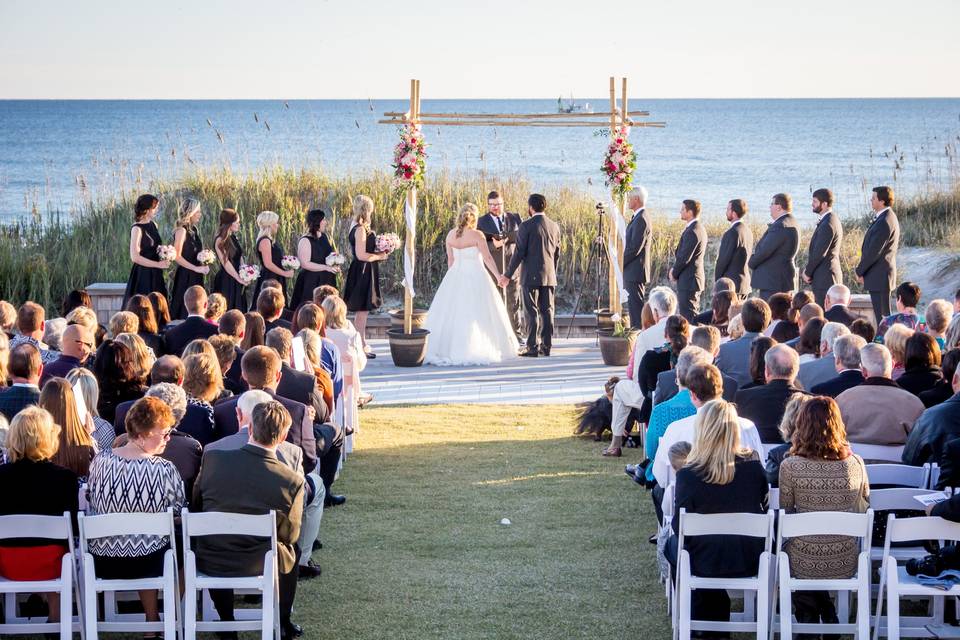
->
[499,193,561,357]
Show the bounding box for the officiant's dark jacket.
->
[714,220,753,295]
[673,219,707,293]
[748,213,800,296]
[478,211,522,276]
[803,210,843,293]
[505,214,561,288]
[623,208,652,286]
[856,208,900,291]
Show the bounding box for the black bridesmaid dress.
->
[251,236,288,307]
[169,225,205,319]
[124,220,168,306]
[290,233,337,309]
[213,235,248,312]
[343,225,382,312]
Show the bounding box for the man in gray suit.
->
[501,193,561,357]
[714,198,753,299]
[748,193,800,300]
[716,297,772,386]
[622,186,652,330]
[802,188,844,307]
[796,321,849,390]
[477,190,523,338]
[856,185,900,323]
[669,199,707,321]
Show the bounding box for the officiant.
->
[478,190,523,339]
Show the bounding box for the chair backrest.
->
[678,508,774,555]
[928,463,941,489]
[776,509,873,557]
[886,514,960,545]
[866,463,928,488]
[79,509,176,556]
[850,442,904,462]
[769,487,780,510]
[661,484,676,523]
[0,512,72,543]
[182,509,277,547]
[869,488,940,511]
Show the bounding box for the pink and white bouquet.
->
[281,255,301,270]
[196,249,216,266]
[375,232,401,254]
[157,245,177,263]
[601,125,637,198]
[325,252,346,267]
[391,123,427,194]
[238,264,260,286]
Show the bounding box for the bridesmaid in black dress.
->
[212,208,248,312]
[251,210,294,307]
[169,197,210,319]
[343,195,389,357]
[123,194,169,307]
[290,209,340,309]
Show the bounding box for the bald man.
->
[40,323,94,385]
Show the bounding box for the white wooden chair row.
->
[0,509,280,640]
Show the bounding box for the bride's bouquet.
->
[157,245,177,264]
[325,252,346,267]
[281,255,301,270]
[375,233,402,254]
[238,264,260,286]
[196,249,216,266]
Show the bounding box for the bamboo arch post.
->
[402,78,421,335]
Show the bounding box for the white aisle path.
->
[361,338,622,405]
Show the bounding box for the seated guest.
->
[634,315,689,424]
[665,399,768,628]
[299,329,336,416]
[811,334,868,397]
[61,290,92,317]
[823,284,860,327]
[0,406,79,623]
[902,366,960,466]
[262,279,294,322]
[0,332,8,388]
[0,300,15,339]
[66,367,116,453]
[734,344,808,443]
[717,297,771,386]
[108,311,139,338]
[87,397,185,627]
[849,318,876,344]
[764,395,810,487]
[764,292,793,339]
[884,323,914,378]
[707,290,736,337]
[772,292,816,343]
[797,322,850,390]
[182,353,222,445]
[204,293,227,326]
[779,396,870,627]
[64,305,101,343]
[163,286,218,356]
[692,277,735,326]
[779,301,824,349]
[656,441,692,581]
[878,281,924,337]
[266,328,330,424]
[93,340,146,424]
[795,316,826,364]
[148,292,171,333]
[125,294,165,357]
[837,343,924,446]
[312,284,339,308]
[0,344,43,420]
[921,348,960,407]
[40,323,95,386]
[42,318,67,352]
[114,332,156,382]
[741,336,777,390]
[241,312,266,350]
[947,313,960,351]
[653,325,738,405]
[925,299,952,350]
[193,401,305,638]
[209,334,244,396]
[322,295,366,454]
[626,287,678,379]
[726,313,744,341]
[259,288,292,334]
[897,332,943,398]
[295,306,343,400]
[40,378,96,480]
[294,303,324,335]
[218,309,247,392]
[10,302,60,364]
[182,337,219,365]
[935,437,960,490]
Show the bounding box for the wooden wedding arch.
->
[378,78,665,335]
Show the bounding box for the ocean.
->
[0,98,958,222]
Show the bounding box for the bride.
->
[424,203,519,366]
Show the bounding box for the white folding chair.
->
[927,463,941,490]
[866,464,929,489]
[660,483,676,614]
[181,509,279,640]
[850,443,905,463]
[0,512,83,640]
[874,515,960,639]
[78,509,179,640]
[769,488,780,511]
[773,509,873,639]
[674,508,774,639]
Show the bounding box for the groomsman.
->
[478,190,523,339]
[748,193,800,300]
[622,186,651,329]
[802,188,843,307]
[856,185,900,323]
[669,199,707,321]
[714,198,753,299]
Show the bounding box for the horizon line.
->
[2,96,960,101]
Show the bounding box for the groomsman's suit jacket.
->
[505,214,561,288]
[856,208,900,293]
[804,210,843,298]
[672,219,707,295]
[714,219,753,296]
[477,211,523,277]
[623,208,652,287]
[748,213,800,296]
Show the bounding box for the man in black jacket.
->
[622,186,652,329]
[902,369,960,466]
[810,334,867,398]
[163,286,218,356]
[823,284,861,327]
[748,193,800,300]
[857,186,900,323]
[669,199,707,321]
[734,344,809,443]
[714,198,753,299]
[802,188,843,307]
[477,190,523,338]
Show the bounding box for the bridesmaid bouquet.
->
[281,255,301,270]
[325,252,346,267]
[375,233,402,254]
[196,249,216,265]
[157,245,177,263]
[238,264,260,286]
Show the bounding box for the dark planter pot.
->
[595,308,629,333]
[598,333,635,367]
[389,308,429,332]
[388,328,430,367]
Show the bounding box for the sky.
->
[1,0,958,99]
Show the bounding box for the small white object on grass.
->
[500,518,512,526]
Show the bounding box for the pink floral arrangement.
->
[325,252,346,267]
[600,125,637,198]
[238,264,260,286]
[196,249,216,265]
[391,123,427,194]
[157,245,176,263]
[375,232,402,254]
[281,255,301,270]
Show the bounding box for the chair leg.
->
[83,584,98,640]
[757,585,770,639]
[677,583,691,640]
[163,579,175,639]
[60,584,72,640]
[779,585,792,638]
[857,584,870,640]
[886,564,900,640]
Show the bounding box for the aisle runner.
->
[362,338,618,405]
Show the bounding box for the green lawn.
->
[296,404,668,640]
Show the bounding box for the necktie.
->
[495,216,502,235]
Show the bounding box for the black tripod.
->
[567,202,610,340]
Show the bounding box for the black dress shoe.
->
[298,560,322,580]
[364,351,377,359]
[324,494,346,508]
[312,539,323,551]
[281,622,304,640]
[538,345,551,356]
[518,349,539,357]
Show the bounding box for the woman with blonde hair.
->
[251,210,294,308]
[422,202,515,366]
[883,322,914,379]
[114,332,156,382]
[170,197,210,319]
[299,328,335,416]
[0,332,9,387]
[343,194,390,358]
[40,378,97,479]
[204,293,227,325]
[66,367,116,453]
[323,294,366,452]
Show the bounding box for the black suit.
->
[734,379,809,443]
[0,384,40,421]
[623,208,652,329]
[478,211,523,336]
[810,369,865,398]
[672,219,708,321]
[748,214,800,299]
[505,213,561,353]
[265,317,292,334]
[824,304,861,327]
[653,368,739,406]
[804,211,843,307]
[714,220,753,296]
[856,208,900,322]
[224,346,247,393]
[163,316,218,357]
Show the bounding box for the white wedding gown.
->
[424,245,518,366]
